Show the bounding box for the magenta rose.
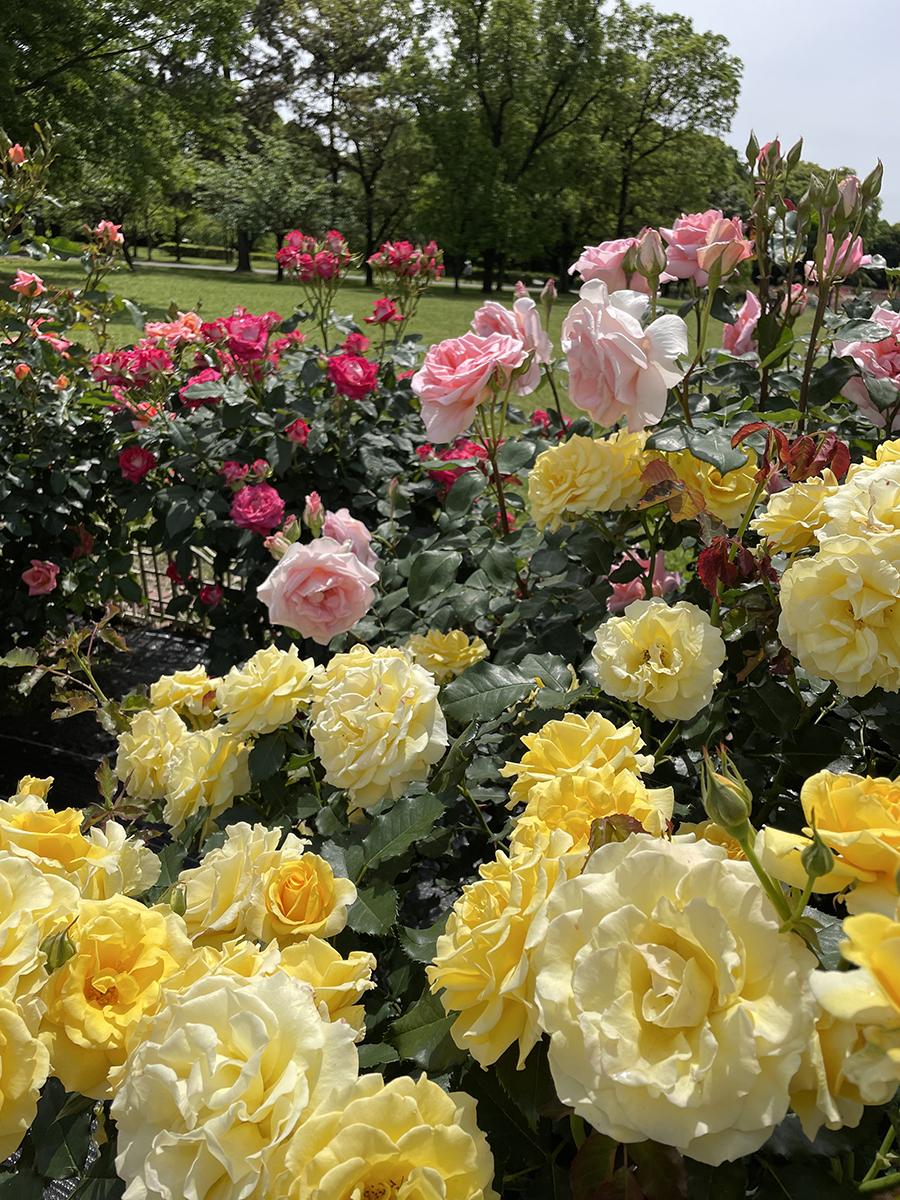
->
[569,238,649,293]
[660,209,723,287]
[21,560,59,596]
[411,331,527,443]
[198,583,223,608]
[284,417,310,445]
[327,354,379,400]
[257,537,378,644]
[721,291,761,356]
[230,483,285,534]
[118,446,157,483]
[470,297,552,395]
[321,507,378,569]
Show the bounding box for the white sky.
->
[646,0,900,221]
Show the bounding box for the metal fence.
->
[124,545,240,628]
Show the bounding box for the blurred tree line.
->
[4,0,895,288]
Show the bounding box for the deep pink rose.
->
[365,297,403,325]
[342,332,370,355]
[10,271,45,298]
[198,583,223,608]
[284,417,311,445]
[660,210,723,287]
[257,537,378,644]
[836,305,900,433]
[322,508,377,569]
[569,238,649,293]
[22,560,59,596]
[470,296,552,394]
[118,446,157,483]
[427,439,490,497]
[70,525,94,560]
[327,354,379,400]
[230,483,285,534]
[206,308,280,362]
[411,331,527,443]
[531,409,551,431]
[220,461,250,487]
[179,367,223,407]
[722,291,761,356]
[166,561,185,586]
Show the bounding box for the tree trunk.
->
[495,253,505,292]
[174,215,182,264]
[482,249,495,293]
[236,228,253,273]
[275,231,284,282]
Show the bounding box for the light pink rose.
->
[561,280,688,431]
[721,291,761,356]
[569,238,649,293]
[411,331,527,443]
[10,271,45,298]
[22,560,59,596]
[695,217,753,279]
[322,508,378,569]
[780,284,808,320]
[836,305,900,433]
[303,491,324,535]
[257,537,378,644]
[607,551,681,614]
[660,210,723,287]
[806,234,873,284]
[470,297,552,394]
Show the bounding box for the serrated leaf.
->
[390,991,466,1071]
[408,549,463,606]
[441,662,533,723]
[0,647,39,668]
[430,720,480,794]
[31,1078,94,1179]
[357,1043,400,1069]
[347,883,398,934]
[358,794,443,874]
[249,730,287,783]
[495,1039,556,1128]
[399,917,447,963]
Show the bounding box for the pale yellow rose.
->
[0,992,50,1161]
[592,598,726,721]
[81,820,161,899]
[311,645,447,811]
[750,470,839,553]
[10,775,53,802]
[39,895,194,1098]
[110,970,359,1200]
[820,462,900,540]
[789,1011,883,1140]
[426,826,582,1068]
[677,820,746,860]
[279,938,375,1038]
[116,706,187,800]
[510,765,674,851]
[859,437,900,469]
[778,533,900,697]
[759,770,900,914]
[162,727,251,833]
[216,643,317,736]
[249,852,357,945]
[406,629,488,683]
[279,1073,498,1200]
[659,447,759,528]
[531,834,818,1165]
[149,664,219,724]
[500,711,654,809]
[528,431,648,532]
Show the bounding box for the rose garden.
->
[3,71,900,1200]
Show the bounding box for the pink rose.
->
[836,305,900,433]
[230,483,285,534]
[118,446,157,483]
[303,491,324,535]
[95,220,124,246]
[365,297,403,325]
[145,312,203,347]
[562,280,688,431]
[327,354,379,400]
[199,583,223,608]
[816,233,872,282]
[284,418,311,445]
[7,144,26,165]
[220,461,250,487]
[780,284,808,320]
[721,291,761,356]
[166,561,185,586]
[695,217,753,280]
[471,296,552,394]
[341,332,370,355]
[411,331,527,443]
[179,367,222,407]
[660,210,723,287]
[322,507,378,569]
[531,409,551,431]
[21,560,59,597]
[257,537,378,644]
[607,551,681,614]
[10,271,45,298]
[569,237,648,293]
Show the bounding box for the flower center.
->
[361,1178,404,1200]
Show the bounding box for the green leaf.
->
[444,471,487,516]
[441,662,533,724]
[496,439,535,472]
[357,1043,400,1069]
[358,794,443,874]
[807,356,858,406]
[758,323,794,369]
[70,1137,125,1200]
[249,730,287,783]
[0,1168,44,1199]
[31,1078,94,1179]
[646,424,748,474]
[165,498,196,537]
[832,318,892,342]
[430,720,480,794]
[400,917,447,963]
[347,883,398,934]
[0,647,39,669]
[629,1141,687,1199]
[390,991,466,1072]
[408,549,463,606]
[495,1039,556,1129]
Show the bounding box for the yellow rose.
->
[592,598,726,721]
[279,938,375,1038]
[789,1011,882,1141]
[116,706,187,800]
[677,820,746,860]
[531,834,818,1165]
[500,712,654,809]
[311,645,447,812]
[250,852,357,945]
[859,437,900,469]
[510,766,674,850]
[820,462,900,540]
[750,470,839,553]
[216,643,317,735]
[279,1073,498,1200]
[149,664,219,723]
[39,895,193,1098]
[406,629,488,683]
[162,727,251,833]
[759,770,900,914]
[80,819,161,899]
[11,775,53,802]
[0,992,50,1161]
[110,970,359,1200]
[660,447,759,528]
[778,533,900,697]
[528,431,647,532]
[426,826,582,1068]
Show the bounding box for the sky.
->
[646,0,900,221]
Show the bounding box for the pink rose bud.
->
[257,538,378,645]
[13,363,31,382]
[303,491,324,536]
[263,531,291,560]
[284,417,311,445]
[7,144,26,165]
[10,270,45,298]
[22,559,59,596]
[721,292,761,356]
[513,280,529,298]
[836,174,862,220]
[198,583,223,609]
[94,220,124,246]
[250,458,270,479]
[635,228,667,278]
